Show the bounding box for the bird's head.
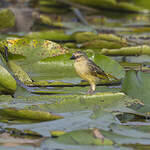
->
[70,51,87,60]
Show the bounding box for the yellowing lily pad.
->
[0,108,63,122]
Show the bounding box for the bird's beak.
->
[70,55,76,60]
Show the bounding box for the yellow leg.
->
[86,82,96,95]
[91,82,96,91]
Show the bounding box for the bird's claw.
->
[86,88,94,95]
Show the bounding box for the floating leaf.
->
[69,0,147,13]
[35,92,126,113]
[74,32,127,44]
[56,129,113,145]
[1,39,68,63]
[81,39,124,49]
[26,30,74,41]
[51,130,66,137]
[0,65,16,95]
[74,32,127,49]
[0,54,16,95]
[110,124,150,139]
[122,70,149,104]
[0,132,44,147]
[7,60,32,84]
[122,70,150,113]
[91,54,125,79]
[0,108,63,122]
[101,45,150,56]
[27,52,125,81]
[5,127,43,138]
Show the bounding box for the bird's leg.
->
[86,82,96,95]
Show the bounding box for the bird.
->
[70,51,118,94]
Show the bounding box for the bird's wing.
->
[106,73,119,81]
[88,60,119,80]
[88,60,109,80]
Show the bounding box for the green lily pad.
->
[0,54,16,95]
[55,129,113,145]
[26,30,74,41]
[122,70,150,113]
[0,64,16,95]
[26,52,125,82]
[1,39,68,64]
[109,124,150,139]
[51,130,66,137]
[7,60,32,84]
[34,92,127,113]
[122,70,150,104]
[91,54,125,79]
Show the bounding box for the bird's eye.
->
[76,55,80,58]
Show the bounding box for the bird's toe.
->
[86,88,94,95]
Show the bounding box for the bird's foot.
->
[86,88,94,95]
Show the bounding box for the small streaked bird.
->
[70,51,118,94]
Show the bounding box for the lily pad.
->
[101,45,150,56]
[0,132,44,147]
[26,30,74,41]
[51,130,66,137]
[0,54,16,95]
[0,64,16,95]
[122,70,150,113]
[7,60,33,84]
[1,39,68,64]
[34,92,127,113]
[55,129,113,145]
[122,70,150,104]
[90,54,125,79]
[25,52,125,82]
[0,108,63,122]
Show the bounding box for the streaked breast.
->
[74,59,95,82]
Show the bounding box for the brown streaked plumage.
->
[70,51,117,94]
